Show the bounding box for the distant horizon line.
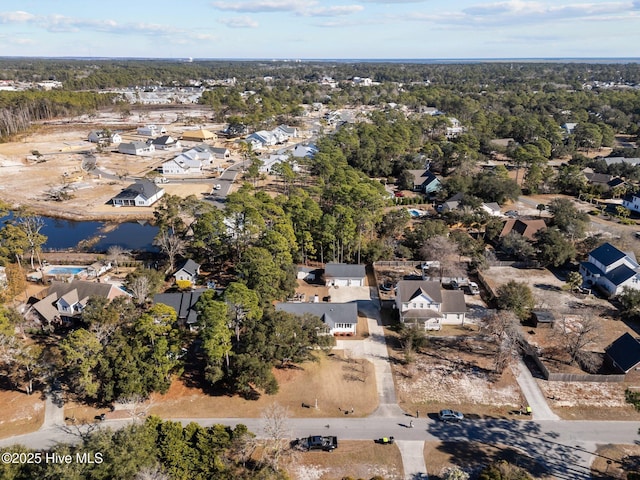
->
[1,55,640,64]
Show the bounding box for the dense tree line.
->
[0,90,115,139]
[0,417,287,480]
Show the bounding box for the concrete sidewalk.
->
[512,359,559,421]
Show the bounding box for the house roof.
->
[275,302,358,329]
[181,129,214,140]
[584,172,612,185]
[500,219,547,241]
[47,280,127,302]
[605,332,640,373]
[210,147,229,155]
[112,179,163,201]
[175,259,200,277]
[154,291,205,325]
[324,263,366,279]
[589,242,627,267]
[32,293,60,323]
[440,290,467,313]
[397,280,443,304]
[120,141,149,150]
[397,280,466,314]
[151,135,177,146]
[606,264,638,286]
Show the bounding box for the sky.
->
[0,0,638,60]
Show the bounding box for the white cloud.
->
[306,5,364,16]
[210,0,316,12]
[404,0,635,27]
[0,10,36,23]
[218,16,260,27]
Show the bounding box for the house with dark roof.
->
[395,280,466,330]
[275,302,358,336]
[579,242,640,297]
[407,170,441,194]
[150,135,181,150]
[605,332,640,379]
[154,290,205,330]
[29,280,129,326]
[500,219,547,241]
[111,179,165,207]
[173,259,201,284]
[324,263,366,287]
[582,169,625,193]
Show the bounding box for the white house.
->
[623,193,640,214]
[246,130,277,150]
[445,118,464,138]
[118,141,155,156]
[173,259,201,284]
[579,242,640,297]
[161,154,202,175]
[275,125,298,140]
[292,144,318,159]
[150,135,181,150]
[111,179,165,207]
[395,280,467,330]
[137,125,166,136]
[210,147,231,159]
[275,302,358,336]
[324,263,366,287]
[88,130,122,145]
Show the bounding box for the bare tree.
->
[107,245,131,274]
[261,403,294,470]
[420,235,465,280]
[153,229,186,274]
[129,275,152,306]
[554,310,601,369]
[480,311,523,373]
[117,393,153,423]
[16,213,46,270]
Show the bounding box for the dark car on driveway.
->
[438,409,464,422]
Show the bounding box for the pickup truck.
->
[297,435,338,452]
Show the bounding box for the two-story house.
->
[579,242,640,297]
[395,280,466,330]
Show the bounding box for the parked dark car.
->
[295,435,338,452]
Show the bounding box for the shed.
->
[532,310,556,328]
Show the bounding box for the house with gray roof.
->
[324,263,366,287]
[30,280,129,326]
[88,130,121,145]
[579,242,640,297]
[154,290,205,330]
[118,141,155,156]
[407,170,441,194]
[173,259,200,284]
[111,179,165,207]
[275,302,358,336]
[395,280,467,329]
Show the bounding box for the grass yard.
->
[288,440,404,480]
[147,350,378,419]
[0,390,45,439]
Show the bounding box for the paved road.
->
[2,280,638,479]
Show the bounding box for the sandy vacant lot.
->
[0,390,45,439]
[0,110,237,220]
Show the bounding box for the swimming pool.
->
[45,266,87,276]
[408,209,427,218]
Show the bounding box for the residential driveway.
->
[396,441,428,480]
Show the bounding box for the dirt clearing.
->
[0,390,45,439]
